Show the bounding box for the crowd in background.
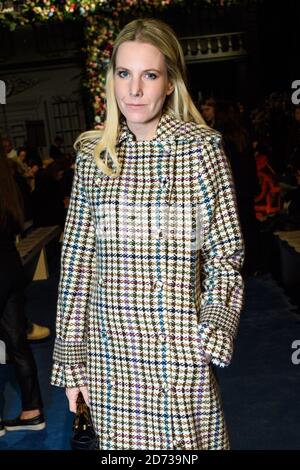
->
[1,136,75,231]
[199,98,300,277]
[1,99,300,278]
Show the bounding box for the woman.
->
[0,142,45,433]
[51,18,245,450]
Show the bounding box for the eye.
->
[116,70,129,78]
[144,72,157,80]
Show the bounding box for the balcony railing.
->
[180,32,247,63]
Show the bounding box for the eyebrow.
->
[115,67,162,73]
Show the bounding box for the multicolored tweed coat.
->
[51,112,245,450]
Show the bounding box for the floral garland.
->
[85,13,116,126]
[84,1,176,125]
[0,0,251,125]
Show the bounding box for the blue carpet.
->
[0,246,74,450]
[217,274,300,450]
[1,249,300,449]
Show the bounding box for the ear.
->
[166,81,174,96]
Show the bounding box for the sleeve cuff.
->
[199,304,240,339]
[198,322,234,367]
[52,338,87,365]
[51,362,88,387]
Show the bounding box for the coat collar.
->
[117,111,184,145]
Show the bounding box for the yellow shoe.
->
[27,323,51,341]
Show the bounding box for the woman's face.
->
[18,150,26,161]
[200,104,215,124]
[114,41,174,140]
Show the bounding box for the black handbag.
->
[70,392,99,450]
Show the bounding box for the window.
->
[52,98,82,155]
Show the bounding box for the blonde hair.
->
[75,18,207,177]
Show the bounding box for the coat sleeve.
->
[196,132,245,366]
[51,152,97,387]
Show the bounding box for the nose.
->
[129,76,142,97]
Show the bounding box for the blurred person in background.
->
[0,139,46,434]
[214,100,260,277]
[2,137,17,160]
[31,160,67,229]
[253,140,282,224]
[49,136,64,161]
[200,97,216,127]
[283,153,300,229]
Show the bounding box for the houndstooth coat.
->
[51,112,245,450]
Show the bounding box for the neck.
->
[127,114,162,142]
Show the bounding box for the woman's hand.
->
[66,385,90,412]
[205,353,212,364]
